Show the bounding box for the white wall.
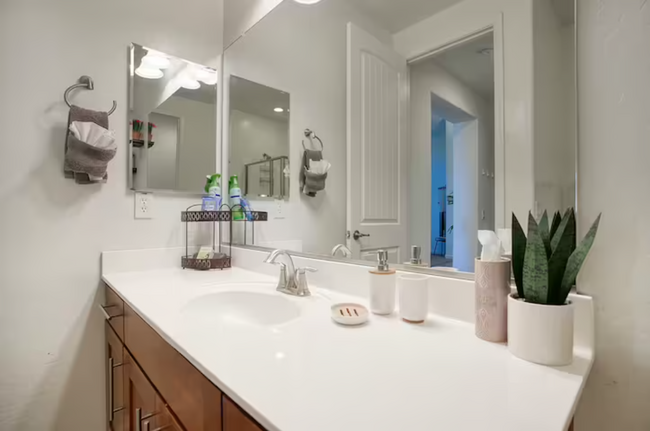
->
[147,112,179,190]
[223,0,284,49]
[533,0,576,217]
[575,0,650,429]
[410,60,494,270]
[154,95,218,192]
[223,0,391,255]
[394,0,534,228]
[229,109,289,197]
[0,0,223,429]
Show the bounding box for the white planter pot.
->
[507,294,574,366]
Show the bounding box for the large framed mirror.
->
[221,0,577,278]
[128,43,220,194]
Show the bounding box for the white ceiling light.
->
[293,0,322,4]
[196,68,218,85]
[135,65,164,79]
[274,107,284,113]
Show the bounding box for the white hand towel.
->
[69,121,116,150]
[308,159,331,175]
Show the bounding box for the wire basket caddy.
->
[180,204,268,270]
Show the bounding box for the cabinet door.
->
[106,322,125,431]
[223,397,263,431]
[124,352,158,431]
[145,399,185,431]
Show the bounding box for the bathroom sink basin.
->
[181,290,301,328]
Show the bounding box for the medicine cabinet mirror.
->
[229,76,290,200]
[128,43,219,194]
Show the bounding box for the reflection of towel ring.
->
[302,129,324,151]
[64,75,117,116]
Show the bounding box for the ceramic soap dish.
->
[331,303,369,326]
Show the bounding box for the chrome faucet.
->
[264,249,317,297]
[331,244,352,258]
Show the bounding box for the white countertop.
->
[103,266,591,431]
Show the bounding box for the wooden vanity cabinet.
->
[106,323,125,431]
[103,284,265,431]
[223,397,264,431]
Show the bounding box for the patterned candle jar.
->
[475,258,511,343]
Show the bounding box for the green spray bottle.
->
[229,175,244,220]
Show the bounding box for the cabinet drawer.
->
[124,303,222,431]
[103,285,125,341]
[223,397,264,431]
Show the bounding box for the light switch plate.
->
[135,192,154,219]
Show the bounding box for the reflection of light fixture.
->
[135,65,164,79]
[181,77,201,90]
[142,53,170,69]
[293,0,322,4]
[274,107,284,113]
[196,68,218,85]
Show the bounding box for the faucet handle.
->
[296,267,318,275]
[294,267,317,297]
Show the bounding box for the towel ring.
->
[302,129,324,151]
[64,75,117,116]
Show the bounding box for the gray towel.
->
[300,150,327,197]
[64,105,116,184]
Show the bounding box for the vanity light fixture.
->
[293,0,323,3]
[274,107,285,113]
[142,53,171,70]
[181,77,201,90]
[135,65,164,79]
[197,68,218,85]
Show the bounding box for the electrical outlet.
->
[135,192,154,219]
[274,199,285,219]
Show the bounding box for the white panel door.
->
[347,23,408,263]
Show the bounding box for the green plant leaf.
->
[523,212,549,304]
[538,210,551,258]
[559,214,602,303]
[550,211,562,239]
[551,208,573,252]
[512,213,527,299]
[547,210,576,305]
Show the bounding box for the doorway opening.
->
[409,31,496,272]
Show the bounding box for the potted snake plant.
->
[508,209,601,366]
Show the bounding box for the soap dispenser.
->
[369,250,397,315]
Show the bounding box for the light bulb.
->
[274,107,284,113]
[142,54,171,69]
[181,77,201,90]
[196,68,218,85]
[135,66,163,79]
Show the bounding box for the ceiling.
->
[230,76,290,122]
[347,0,463,34]
[429,33,495,101]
